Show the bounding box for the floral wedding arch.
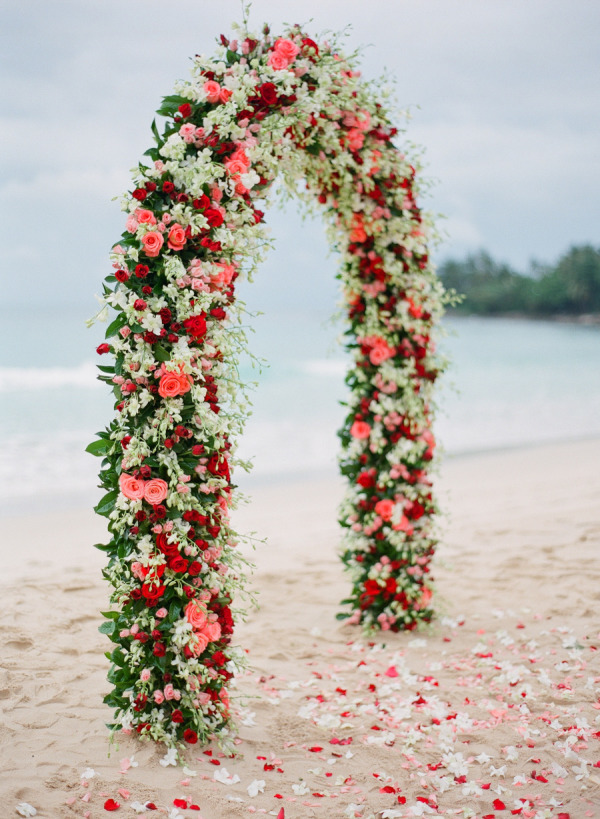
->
[88,24,446,750]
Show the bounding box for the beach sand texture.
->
[1,438,599,817]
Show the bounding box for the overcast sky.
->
[1,0,599,311]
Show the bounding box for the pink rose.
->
[350,420,371,439]
[164,683,176,700]
[140,668,151,682]
[141,230,164,257]
[144,479,168,505]
[374,499,395,521]
[274,38,300,62]
[153,690,165,704]
[203,80,221,103]
[167,223,187,251]
[125,214,138,233]
[219,88,232,103]
[267,51,290,70]
[119,473,145,500]
[135,208,156,225]
[179,123,196,143]
[185,600,208,631]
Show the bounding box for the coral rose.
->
[158,368,192,398]
[202,622,222,642]
[267,51,289,70]
[141,230,164,257]
[158,372,184,398]
[119,473,146,500]
[185,600,208,630]
[374,499,395,521]
[167,223,186,251]
[350,420,371,439]
[144,479,168,505]
[273,38,300,62]
[203,80,221,103]
[190,632,210,656]
[135,208,156,225]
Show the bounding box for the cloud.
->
[0,0,599,308]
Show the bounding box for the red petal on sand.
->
[277,810,285,819]
[380,786,396,794]
[308,746,323,752]
[173,799,188,809]
[104,800,120,811]
[493,799,507,810]
[190,806,201,811]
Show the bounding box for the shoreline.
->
[445,308,600,325]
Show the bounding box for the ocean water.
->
[1,306,599,515]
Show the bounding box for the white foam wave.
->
[0,361,101,392]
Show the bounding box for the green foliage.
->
[439,245,600,316]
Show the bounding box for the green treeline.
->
[439,244,600,316]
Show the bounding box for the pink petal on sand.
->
[385,666,398,677]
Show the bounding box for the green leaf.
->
[110,648,126,667]
[100,610,120,620]
[154,344,171,362]
[94,489,119,516]
[93,542,113,552]
[151,118,161,145]
[335,612,351,621]
[105,312,128,339]
[86,439,109,457]
[99,620,116,636]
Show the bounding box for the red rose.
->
[145,181,157,192]
[96,343,110,355]
[210,307,226,320]
[188,561,201,576]
[302,37,319,57]
[132,188,147,201]
[356,471,375,489]
[115,269,129,282]
[162,181,175,193]
[183,728,198,744]
[191,445,204,456]
[204,208,224,228]
[192,194,210,210]
[183,314,207,342]
[167,554,188,573]
[171,709,184,723]
[133,299,147,311]
[153,642,166,657]
[135,264,149,278]
[178,102,192,118]
[259,82,278,106]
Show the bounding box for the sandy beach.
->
[1,438,599,818]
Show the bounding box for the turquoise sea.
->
[1,303,599,515]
